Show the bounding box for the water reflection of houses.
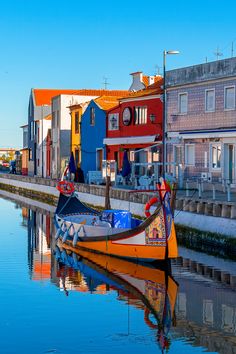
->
[21,207,29,228]
[27,209,52,281]
[173,268,236,353]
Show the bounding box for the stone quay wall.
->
[0,174,235,220]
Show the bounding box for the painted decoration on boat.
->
[145,209,166,245]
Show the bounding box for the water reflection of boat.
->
[54,242,178,352]
[54,179,178,263]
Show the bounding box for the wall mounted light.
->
[149,114,156,123]
[110,115,117,129]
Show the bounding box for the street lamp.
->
[162,50,180,178]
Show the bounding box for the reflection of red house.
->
[46,129,51,178]
[104,80,163,170]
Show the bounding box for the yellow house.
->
[69,103,85,166]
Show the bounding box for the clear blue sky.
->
[0,0,235,147]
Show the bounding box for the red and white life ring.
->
[57,181,75,195]
[144,197,159,218]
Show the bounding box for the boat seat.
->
[63,214,112,228]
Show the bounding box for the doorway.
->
[96,148,103,171]
[224,144,235,184]
[173,145,183,177]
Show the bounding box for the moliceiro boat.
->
[54,178,178,262]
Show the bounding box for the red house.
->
[104,80,163,173]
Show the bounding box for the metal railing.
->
[184,177,236,202]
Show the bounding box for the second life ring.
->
[144,197,159,218]
[57,181,75,195]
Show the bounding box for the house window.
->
[29,99,33,117]
[178,93,188,114]
[52,146,55,160]
[23,129,28,148]
[52,112,56,129]
[185,144,195,166]
[90,107,95,126]
[210,143,221,169]
[134,107,147,124]
[75,112,80,133]
[224,86,235,110]
[129,150,135,162]
[56,110,60,127]
[30,122,34,140]
[205,89,215,112]
[75,149,79,166]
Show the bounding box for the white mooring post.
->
[227,182,231,202]
[198,180,202,198]
[186,180,189,197]
[212,184,216,200]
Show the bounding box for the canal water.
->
[0,192,236,354]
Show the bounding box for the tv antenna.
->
[155,64,161,75]
[214,46,223,60]
[102,76,110,89]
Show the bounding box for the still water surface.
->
[0,193,236,354]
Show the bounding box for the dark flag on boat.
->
[69,151,76,174]
[121,150,131,177]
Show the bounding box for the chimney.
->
[129,71,146,92]
[148,76,155,86]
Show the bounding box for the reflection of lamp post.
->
[163,50,179,178]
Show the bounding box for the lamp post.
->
[162,50,179,178]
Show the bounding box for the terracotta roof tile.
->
[33,88,130,106]
[94,96,122,111]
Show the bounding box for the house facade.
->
[80,96,122,180]
[28,89,82,177]
[104,82,163,177]
[166,57,236,184]
[51,94,94,179]
[69,103,87,168]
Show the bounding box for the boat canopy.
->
[56,193,99,216]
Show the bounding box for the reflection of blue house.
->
[81,96,120,181]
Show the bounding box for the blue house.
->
[81,96,120,182]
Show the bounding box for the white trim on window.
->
[205,88,215,112]
[185,144,195,166]
[224,85,235,111]
[178,92,188,114]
